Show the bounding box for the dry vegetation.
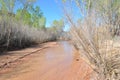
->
[0,18,58,52]
[63,0,120,80]
[69,19,120,80]
[0,0,63,52]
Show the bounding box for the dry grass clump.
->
[0,18,57,52]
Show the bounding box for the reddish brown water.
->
[0,42,92,80]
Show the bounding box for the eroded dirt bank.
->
[0,42,92,80]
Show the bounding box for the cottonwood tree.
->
[49,19,64,39]
[50,19,64,32]
[15,1,46,28]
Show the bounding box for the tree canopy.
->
[50,19,64,32]
[0,0,46,29]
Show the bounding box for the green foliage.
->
[0,0,46,29]
[0,0,15,15]
[15,9,32,25]
[62,0,66,3]
[50,19,64,32]
[38,16,46,29]
[30,6,46,28]
[15,5,46,28]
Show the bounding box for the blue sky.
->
[14,0,63,27]
[34,0,84,31]
[35,0,63,27]
[14,0,84,31]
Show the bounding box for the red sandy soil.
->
[0,42,92,80]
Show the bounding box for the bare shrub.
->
[0,18,58,51]
[62,0,120,80]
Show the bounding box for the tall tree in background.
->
[0,0,46,29]
[15,9,32,25]
[30,5,46,28]
[15,5,46,28]
[0,0,16,18]
[50,19,64,32]
[49,19,64,39]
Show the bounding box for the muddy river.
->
[0,42,92,80]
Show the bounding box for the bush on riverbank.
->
[0,19,58,52]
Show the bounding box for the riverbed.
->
[0,41,92,80]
